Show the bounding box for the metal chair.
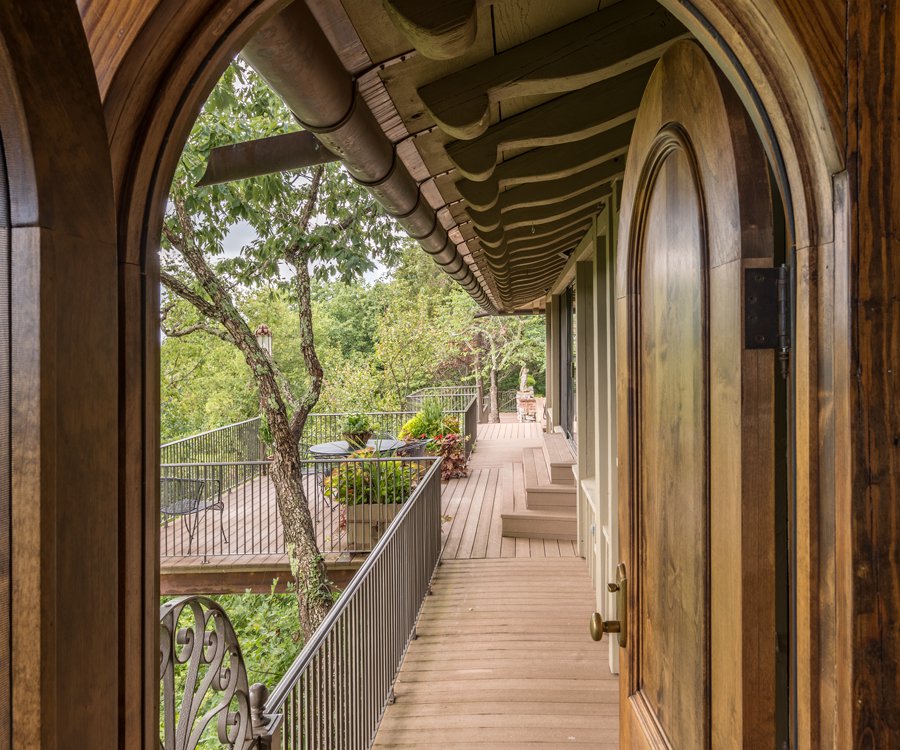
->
[160,477,228,558]
[395,438,430,458]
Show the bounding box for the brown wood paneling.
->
[770,0,845,153]
[847,2,900,746]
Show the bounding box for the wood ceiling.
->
[308,0,688,312]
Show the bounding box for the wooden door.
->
[613,40,778,748]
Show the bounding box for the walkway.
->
[441,418,579,559]
[374,424,619,748]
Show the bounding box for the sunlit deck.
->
[374,425,618,747]
[374,559,617,748]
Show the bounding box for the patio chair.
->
[395,438,430,458]
[160,477,228,557]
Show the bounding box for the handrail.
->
[160,417,262,449]
[263,457,443,747]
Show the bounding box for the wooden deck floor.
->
[441,420,580,559]
[374,420,619,747]
[374,558,619,748]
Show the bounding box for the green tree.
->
[160,60,400,636]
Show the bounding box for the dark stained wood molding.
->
[0,1,119,746]
[419,0,687,139]
[444,63,652,181]
[381,0,477,61]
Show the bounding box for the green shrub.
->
[323,453,422,505]
[399,398,460,439]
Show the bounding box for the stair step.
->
[501,507,577,541]
[523,447,576,510]
[541,432,576,485]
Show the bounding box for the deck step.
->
[542,432,576,484]
[523,447,577,510]
[501,507,577,541]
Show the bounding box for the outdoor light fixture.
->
[255,324,273,357]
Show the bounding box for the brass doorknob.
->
[590,612,621,641]
[590,563,628,647]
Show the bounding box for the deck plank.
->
[375,558,617,747]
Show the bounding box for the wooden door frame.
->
[79,0,848,746]
[0,1,120,745]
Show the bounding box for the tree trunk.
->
[268,441,331,635]
[489,344,500,424]
[473,349,487,422]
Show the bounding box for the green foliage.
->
[399,399,461,440]
[323,456,422,506]
[340,413,375,434]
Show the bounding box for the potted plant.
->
[323,453,423,550]
[340,413,374,450]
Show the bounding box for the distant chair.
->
[396,439,429,458]
[160,477,227,557]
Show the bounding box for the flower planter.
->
[344,503,402,550]
[341,430,373,450]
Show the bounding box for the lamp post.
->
[255,324,272,358]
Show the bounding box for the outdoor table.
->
[308,438,405,457]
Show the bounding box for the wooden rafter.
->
[419,0,686,139]
[455,121,633,210]
[382,0,477,60]
[444,63,654,180]
[473,183,613,246]
[467,160,624,231]
[481,222,592,263]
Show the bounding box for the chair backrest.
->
[396,439,428,458]
[160,477,205,515]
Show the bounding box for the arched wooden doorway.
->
[81,0,845,746]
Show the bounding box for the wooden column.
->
[0,1,120,746]
[574,249,596,559]
[847,3,900,746]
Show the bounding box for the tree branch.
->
[161,321,231,342]
[160,270,221,321]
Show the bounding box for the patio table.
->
[308,438,405,457]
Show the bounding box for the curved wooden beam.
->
[456,121,633,210]
[503,212,599,250]
[419,0,686,139]
[445,64,653,181]
[467,161,624,231]
[481,222,592,263]
[474,184,609,248]
[382,0,477,60]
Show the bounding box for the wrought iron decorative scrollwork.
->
[160,596,275,750]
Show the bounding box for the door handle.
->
[589,562,627,648]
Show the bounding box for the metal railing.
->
[160,596,281,749]
[160,458,434,560]
[482,388,518,414]
[404,385,477,413]
[263,458,443,749]
[162,417,265,466]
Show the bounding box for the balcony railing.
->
[159,457,443,749]
[264,457,443,748]
[160,457,435,560]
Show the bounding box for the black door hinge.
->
[744,264,791,379]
